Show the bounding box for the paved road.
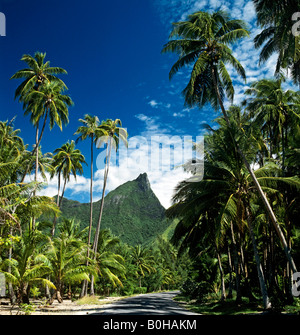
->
[92,291,199,315]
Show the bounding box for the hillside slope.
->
[57,173,170,245]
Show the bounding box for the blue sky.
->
[0,0,293,207]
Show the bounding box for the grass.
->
[75,295,120,306]
[175,294,300,315]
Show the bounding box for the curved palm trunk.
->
[211,67,297,274]
[90,138,113,295]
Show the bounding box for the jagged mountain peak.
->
[57,172,169,245]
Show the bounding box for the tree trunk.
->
[90,139,112,294]
[246,205,271,310]
[32,124,39,229]
[20,112,48,183]
[215,245,226,301]
[211,66,297,274]
[81,136,94,297]
[8,228,16,304]
[227,245,233,299]
[59,178,67,209]
[230,221,242,304]
[51,171,61,237]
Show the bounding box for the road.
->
[92,291,199,315]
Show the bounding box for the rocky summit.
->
[57,173,169,245]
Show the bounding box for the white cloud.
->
[148,100,159,108]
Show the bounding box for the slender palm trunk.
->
[211,66,297,274]
[52,174,67,237]
[21,113,48,183]
[246,205,271,310]
[230,221,242,304]
[215,244,226,301]
[51,171,61,237]
[81,137,94,297]
[8,227,16,304]
[90,139,113,295]
[59,178,67,208]
[32,124,40,229]
[93,139,112,254]
[227,245,233,299]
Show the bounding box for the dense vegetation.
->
[163,4,300,312]
[1,1,300,315]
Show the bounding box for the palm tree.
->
[0,120,24,153]
[168,108,300,307]
[92,119,128,261]
[23,80,73,151]
[130,245,156,288]
[45,224,96,304]
[11,52,68,185]
[50,140,86,236]
[21,80,72,229]
[162,10,297,273]
[0,222,55,304]
[244,76,300,173]
[74,115,100,278]
[95,229,126,291]
[252,0,300,85]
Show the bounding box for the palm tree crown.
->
[162,10,249,109]
[11,52,67,101]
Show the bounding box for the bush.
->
[181,279,209,301]
[134,287,147,294]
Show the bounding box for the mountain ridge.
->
[56,173,170,245]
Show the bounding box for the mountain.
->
[57,173,170,245]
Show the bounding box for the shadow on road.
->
[92,291,199,315]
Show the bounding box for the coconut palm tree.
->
[95,229,126,290]
[244,76,300,173]
[252,0,300,85]
[50,140,86,236]
[89,119,128,295]
[168,107,300,308]
[23,80,73,150]
[11,52,68,185]
[45,224,96,304]
[130,245,156,288]
[74,115,100,271]
[0,222,55,304]
[162,10,297,273]
[92,119,128,259]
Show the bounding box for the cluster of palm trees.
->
[0,51,185,305]
[163,5,300,310]
[0,52,131,303]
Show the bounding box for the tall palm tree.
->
[90,119,128,295]
[244,76,300,172]
[162,10,297,273]
[11,52,68,185]
[74,115,100,264]
[92,119,128,258]
[252,0,300,85]
[50,140,86,236]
